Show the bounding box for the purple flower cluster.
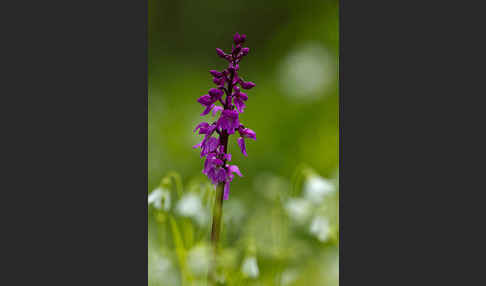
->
[193,32,256,200]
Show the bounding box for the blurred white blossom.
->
[309,215,331,242]
[285,198,313,224]
[148,187,171,211]
[241,256,259,278]
[279,43,335,101]
[304,175,335,204]
[176,193,208,226]
[148,252,178,285]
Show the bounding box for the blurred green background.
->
[149,0,339,285]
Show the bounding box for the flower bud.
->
[197,94,213,106]
[213,77,225,85]
[241,47,250,56]
[239,34,246,43]
[233,32,241,44]
[216,48,226,58]
[209,70,223,77]
[233,32,246,44]
[240,81,255,90]
[209,88,224,98]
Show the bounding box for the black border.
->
[2,0,148,283]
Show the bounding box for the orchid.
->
[193,32,256,200]
[193,33,257,283]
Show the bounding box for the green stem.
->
[209,182,224,284]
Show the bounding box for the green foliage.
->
[149,168,338,286]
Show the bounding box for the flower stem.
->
[211,182,224,244]
[209,182,224,284]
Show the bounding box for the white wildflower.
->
[241,256,259,278]
[176,193,208,226]
[148,187,171,211]
[304,175,335,204]
[285,198,312,224]
[309,215,331,242]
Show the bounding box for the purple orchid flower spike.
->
[193,33,256,201]
[200,34,256,283]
